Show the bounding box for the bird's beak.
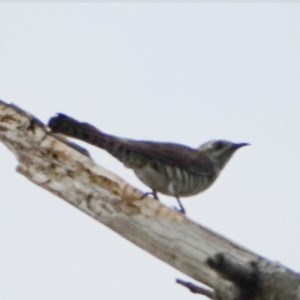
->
[234,142,250,149]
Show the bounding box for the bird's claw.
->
[140,191,159,200]
[171,205,186,215]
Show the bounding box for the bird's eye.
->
[214,141,224,150]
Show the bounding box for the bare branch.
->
[176,278,214,298]
[1,100,300,300]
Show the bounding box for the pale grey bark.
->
[0,100,299,300]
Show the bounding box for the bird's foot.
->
[140,190,159,200]
[172,205,186,215]
[174,197,186,215]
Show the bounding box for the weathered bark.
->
[0,100,299,300]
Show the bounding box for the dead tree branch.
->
[0,100,299,300]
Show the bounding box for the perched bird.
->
[48,114,248,214]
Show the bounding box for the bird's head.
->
[197,140,249,171]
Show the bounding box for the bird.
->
[48,114,249,214]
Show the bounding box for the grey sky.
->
[0,3,299,300]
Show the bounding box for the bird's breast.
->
[134,162,215,197]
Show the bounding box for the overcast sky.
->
[1,3,300,300]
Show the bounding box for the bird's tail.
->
[48,114,115,151]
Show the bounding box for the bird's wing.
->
[117,139,214,176]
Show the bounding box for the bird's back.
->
[49,114,214,176]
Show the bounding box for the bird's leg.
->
[141,189,159,200]
[175,197,186,215]
[152,189,159,200]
